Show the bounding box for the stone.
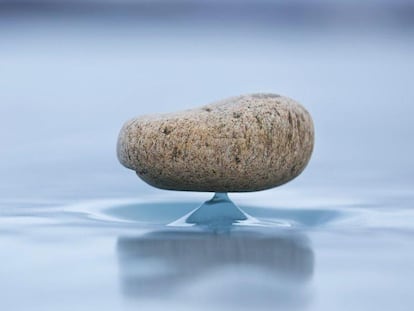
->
[117,93,314,192]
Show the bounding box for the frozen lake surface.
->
[1,5,414,310]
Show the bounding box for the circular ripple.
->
[66,198,344,229]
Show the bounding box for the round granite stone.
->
[117,93,314,192]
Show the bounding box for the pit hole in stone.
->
[233,112,242,119]
[255,115,263,129]
[288,112,293,126]
[172,147,181,160]
[235,156,241,164]
[163,126,173,135]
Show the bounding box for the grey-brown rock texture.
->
[117,93,314,192]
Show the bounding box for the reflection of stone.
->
[117,229,314,308]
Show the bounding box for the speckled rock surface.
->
[117,93,314,192]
